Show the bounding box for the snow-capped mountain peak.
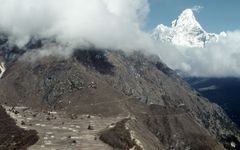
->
[152,9,225,48]
[171,9,202,29]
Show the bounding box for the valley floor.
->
[3,105,128,150]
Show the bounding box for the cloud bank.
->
[1,1,240,78]
[0,0,154,51]
[159,31,240,77]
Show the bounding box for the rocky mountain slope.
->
[0,36,239,149]
[152,9,226,48]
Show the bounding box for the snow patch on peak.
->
[152,9,225,48]
[0,62,6,79]
[171,9,202,29]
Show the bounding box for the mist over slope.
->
[0,0,154,52]
[1,1,240,77]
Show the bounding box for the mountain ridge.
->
[0,31,239,149]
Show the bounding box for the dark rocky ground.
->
[0,36,239,149]
[0,105,38,150]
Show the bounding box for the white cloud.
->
[0,0,154,52]
[159,31,240,77]
[191,5,204,13]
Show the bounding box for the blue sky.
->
[145,0,240,33]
